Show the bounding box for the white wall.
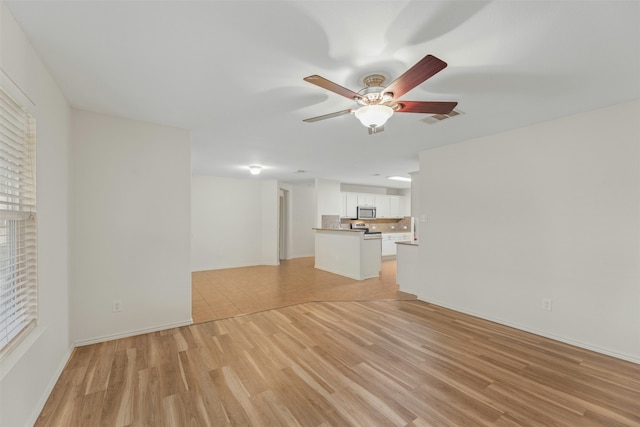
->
[261,180,279,265]
[70,110,192,345]
[401,187,412,217]
[0,3,72,426]
[315,178,341,226]
[191,176,279,271]
[418,100,640,362]
[288,182,315,258]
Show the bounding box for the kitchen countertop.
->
[396,241,419,246]
[313,228,411,234]
[312,228,363,232]
[312,228,382,239]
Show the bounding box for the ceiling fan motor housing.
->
[356,75,393,106]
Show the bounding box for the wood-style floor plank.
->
[36,299,640,426]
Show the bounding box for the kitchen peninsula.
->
[313,228,382,280]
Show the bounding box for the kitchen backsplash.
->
[321,215,342,229]
[321,215,413,233]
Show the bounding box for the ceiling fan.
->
[303,54,457,134]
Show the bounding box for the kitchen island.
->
[313,228,382,280]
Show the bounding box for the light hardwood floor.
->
[36,259,640,426]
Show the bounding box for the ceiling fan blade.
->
[304,75,362,101]
[303,109,353,123]
[396,101,457,114]
[383,54,448,100]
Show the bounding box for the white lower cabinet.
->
[381,233,413,256]
[382,237,395,256]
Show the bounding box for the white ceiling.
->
[5,0,640,189]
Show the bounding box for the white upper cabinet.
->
[357,193,375,207]
[375,195,404,218]
[375,195,390,218]
[341,192,408,218]
[341,193,358,218]
[389,196,402,218]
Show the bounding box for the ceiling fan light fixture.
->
[249,165,262,175]
[388,176,412,182]
[355,104,394,128]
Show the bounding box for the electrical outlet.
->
[541,298,552,311]
[112,299,123,312]
[420,214,428,223]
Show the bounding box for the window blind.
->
[0,87,37,358]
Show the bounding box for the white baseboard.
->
[314,263,361,281]
[419,298,640,365]
[26,345,74,427]
[286,253,314,259]
[74,319,193,347]
[192,256,316,272]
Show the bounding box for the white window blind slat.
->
[0,247,37,263]
[0,297,37,323]
[0,163,34,178]
[0,108,28,135]
[0,86,37,359]
[0,123,28,147]
[0,142,28,160]
[0,296,32,320]
[0,153,28,172]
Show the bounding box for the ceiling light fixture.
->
[354,104,394,129]
[388,176,411,182]
[249,165,262,175]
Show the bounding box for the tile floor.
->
[192,257,414,323]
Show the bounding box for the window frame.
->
[0,86,38,359]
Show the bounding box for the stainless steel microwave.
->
[357,206,376,219]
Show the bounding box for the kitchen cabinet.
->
[375,195,404,218]
[381,235,395,256]
[358,193,375,207]
[381,232,413,256]
[390,196,402,218]
[341,193,358,218]
[340,192,408,218]
[375,195,390,218]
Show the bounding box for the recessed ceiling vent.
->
[421,108,465,125]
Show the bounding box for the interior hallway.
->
[192,257,414,323]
